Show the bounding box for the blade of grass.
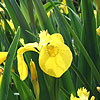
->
[66,0,82,39]
[3,0,35,43]
[26,0,36,35]
[0,27,20,100]
[32,0,55,34]
[11,72,35,100]
[0,28,10,50]
[20,0,30,25]
[77,0,100,87]
[0,12,15,37]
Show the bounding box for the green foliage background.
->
[0,0,100,100]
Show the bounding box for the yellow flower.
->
[77,87,90,98]
[16,30,73,80]
[59,0,69,14]
[0,67,4,86]
[96,26,100,36]
[0,52,8,64]
[39,33,72,77]
[70,87,95,100]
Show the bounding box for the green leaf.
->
[11,72,35,100]
[7,87,18,100]
[48,0,100,86]
[0,28,10,50]
[44,74,59,100]
[3,0,35,43]
[44,1,60,12]
[66,0,82,39]
[26,0,36,35]
[77,0,100,87]
[20,0,30,25]
[60,70,75,95]
[32,0,55,34]
[0,27,20,100]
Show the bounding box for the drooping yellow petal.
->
[17,42,39,81]
[0,52,8,64]
[39,40,73,77]
[17,54,28,81]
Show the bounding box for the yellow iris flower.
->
[17,30,72,80]
[70,87,95,100]
[0,30,73,81]
[39,33,72,77]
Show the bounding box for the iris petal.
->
[17,42,39,81]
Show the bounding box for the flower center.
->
[47,44,58,57]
